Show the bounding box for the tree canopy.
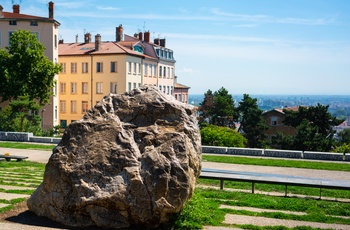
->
[0,30,61,104]
[274,104,343,151]
[237,94,268,148]
[199,87,236,128]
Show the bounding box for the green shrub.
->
[200,124,247,147]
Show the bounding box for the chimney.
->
[84,33,91,43]
[59,39,64,44]
[95,34,101,51]
[154,38,160,45]
[48,1,54,19]
[134,33,138,39]
[116,24,123,42]
[75,34,78,43]
[138,32,143,41]
[160,38,166,47]
[13,4,20,14]
[0,5,3,18]
[144,31,150,43]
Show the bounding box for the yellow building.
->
[0,2,60,129]
[58,34,144,127]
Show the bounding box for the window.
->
[9,21,17,26]
[144,64,148,76]
[159,85,162,91]
[133,62,136,74]
[82,101,89,113]
[110,61,117,73]
[82,62,88,73]
[71,101,77,113]
[60,63,66,73]
[71,82,77,94]
[96,62,103,73]
[30,21,38,26]
[8,31,14,45]
[54,34,57,49]
[167,67,170,78]
[271,117,278,126]
[163,67,166,78]
[71,62,77,73]
[110,82,117,93]
[60,120,67,128]
[138,63,141,74]
[60,100,66,113]
[128,62,131,73]
[133,82,137,89]
[159,66,162,77]
[128,82,131,92]
[82,82,88,94]
[154,65,157,77]
[32,32,39,40]
[60,82,66,94]
[96,82,103,94]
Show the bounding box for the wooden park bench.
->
[0,154,28,162]
[200,168,350,199]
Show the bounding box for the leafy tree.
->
[237,94,268,148]
[199,89,213,124]
[211,87,236,128]
[0,29,61,104]
[200,124,247,147]
[274,104,343,152]
[0,96,41,134]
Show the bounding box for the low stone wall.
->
[202,146,227,154]
[0,131,33,142]
[227,147,263,156]
[30,137,61,144]
[303,151,344,161]
[264,149,302,159]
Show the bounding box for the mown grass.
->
[203,154,350,171]
[0,141,56,151]
[198,178,350,199]
[175,188,350,229]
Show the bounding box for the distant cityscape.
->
[189,94,350,117]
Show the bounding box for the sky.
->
[3,0,350,95]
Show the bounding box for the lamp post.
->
[41,109,46,130]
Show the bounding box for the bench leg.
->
[220,180,224,190]
[252,182,255,194]
[285,185,288,197]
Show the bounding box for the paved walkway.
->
[1,148,350,229]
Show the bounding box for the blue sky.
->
[4,0,350,95]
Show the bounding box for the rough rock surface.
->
[27,86,202,229]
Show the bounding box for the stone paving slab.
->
[0,185,36,190]
[0,192,30,201]
[223,214,350,229]
[0,203,10,209]
[220,205,307,216]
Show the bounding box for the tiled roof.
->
[175,83,190,89]
[1,11,60,25]
[59,42,144,57]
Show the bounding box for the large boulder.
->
[27,86,202,229]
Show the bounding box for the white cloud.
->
[210,8,334,26]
